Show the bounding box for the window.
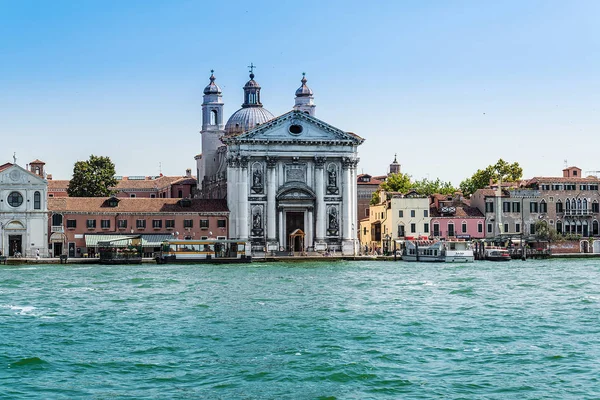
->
[448,223,455,237]
[34,191,41,209]
[512,202,521,213]
[66,219,76,228]
[503,201,510,212]
[398,225,405,237]
[130,194,136,198]
[136,220,146,229]
[423,210,428,218]
[399,210,403,218]
[593,202,599,213]
[200,219,209,229]
[363,227,367,236]
[118,220,128,229]
[530,224,536,235]
[573,170,578,176]
[7,191,23,207]
[184,219,193,228]
[365,209,369,217]
[556,221,562,234]
[593,220,599,236]
[178,190,183,198]
[410,223,416,233]
[487,223,492,233]
[433,223,440,236]
[87,219,96,229]
[478,222,483,233]
[409,210,415,218]
[101,219,110,229]
[49,194,54,198]
[515,223,521,233]
[556,201,563,213]
[423,223,429,233]
[150,194,156,198]
[504,223,509,233]
[540,201,547,213]
[485,202,494,213]
[166,220,175,229]
[217,219,226,228]
[152,220,162,228]
[52,214,63,226]
[530,202,538,213]
[541,184,550,190]
[462,222,467,233]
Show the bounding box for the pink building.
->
[429,194,485,240]
[48,197,228,257]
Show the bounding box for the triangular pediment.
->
[222,110,364,145]
[0,164,47,185]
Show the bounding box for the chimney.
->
[186,168,192,178]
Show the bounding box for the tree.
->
[67,155,118,197]
[411,177,456,196]
[459,159,523,197]
[534,220,559,242]
[381,172,412,193]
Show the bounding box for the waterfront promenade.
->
[2,252,600,265]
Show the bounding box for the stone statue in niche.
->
[327,207,339,236]
[251,207,264,237]
[251,166,263,194]
[327,165,339,195]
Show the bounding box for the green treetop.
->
[67,155,118,197]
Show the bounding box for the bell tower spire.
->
[200,69,225,183]
[293,72,316,116]
[242,63,263,108]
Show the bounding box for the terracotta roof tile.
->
[527,176,600,184]
[0,163,13,172]
[47,175,196,191]
[48,197,228,213]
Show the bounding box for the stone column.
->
[238,156,249,240]
[307,207,314,250]
[226,155,238,239]
[314,156,326,246]
[266,156,277,249]
[342,157,353,240]
[278,207,284,250]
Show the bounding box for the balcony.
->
[51,226,64,233]
[563,209,595,216]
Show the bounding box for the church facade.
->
[0,160,49,257]
[197,69,363,254]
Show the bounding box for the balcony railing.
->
[563,209,595,216]
[51,226,64,233]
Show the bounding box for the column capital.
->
[342,157,354,169]
[266,156,277,168]
[239,155,249,168]
[314,156,327,167]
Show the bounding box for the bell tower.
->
[200,70,224,181]
[293,73,316,116]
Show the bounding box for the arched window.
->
[210,109,218,125]
[583,199,588,211]
[565,198,571,210]
[540,200,547,213]
[34,191,41,210]
[556,220,563,234]
[556,200,563,213]
[593,220,599,236]
[433,222,440,237]
[577,198,583,210]
[447,222,455,237]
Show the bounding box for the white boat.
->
[483,246,511,262]
[443,240,475,263]
[401,240,474,263]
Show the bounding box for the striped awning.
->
[85,234,174,248]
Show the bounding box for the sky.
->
[1,0,599,186]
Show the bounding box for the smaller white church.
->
[197,68,364,254]
[0,159,49,257]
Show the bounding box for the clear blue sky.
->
[1,0,598,185]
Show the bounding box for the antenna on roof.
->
[564,159,568,168]
[159,162,162,175]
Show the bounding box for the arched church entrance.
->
[276,183,316,252]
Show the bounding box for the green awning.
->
[85,235,138,248]
[141,234,174,247]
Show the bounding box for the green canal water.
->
[1,259,600,399]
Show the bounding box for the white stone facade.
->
[223,111,362,254]
[0,164,49,257]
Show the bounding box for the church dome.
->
[203,70,221,95]
[295,73,313,97]
[224,107,275,136]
